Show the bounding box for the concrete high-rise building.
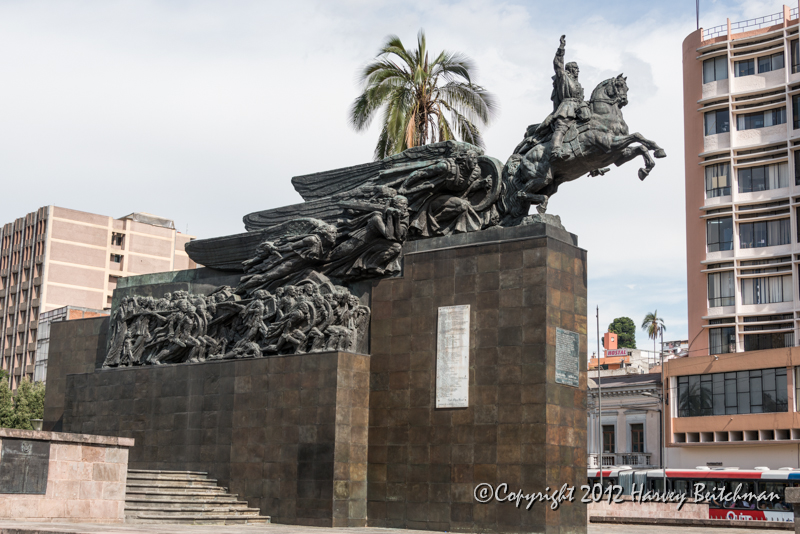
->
[0,206,195,389]
[666,5,800,469]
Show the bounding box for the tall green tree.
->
[607,317,637,349]
[0,373,13,429]
[350,30,497,160]
[641,311,666,359]
[11,378,36,430]
[0,376,45,430]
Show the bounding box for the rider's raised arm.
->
[554,35,566,76]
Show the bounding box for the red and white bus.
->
[587,467,798,522]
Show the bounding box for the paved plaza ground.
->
[0,521,788,534]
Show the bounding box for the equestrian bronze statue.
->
[500,36,666,223]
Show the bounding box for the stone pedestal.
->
[366,223,587,533]
[52,222,587,533]
[61,352,370,527]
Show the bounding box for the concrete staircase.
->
[125,469,270,525]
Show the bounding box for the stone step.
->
[128,473,216,482]
[126,488,233,497]
[124,469,271,525]
[125,514,270,525]
[125,495,243,505]
[128,469,209,475]
[127,473,214,481]
[127,503,254,512]
[127,479,219,488]
[126,506,262,516]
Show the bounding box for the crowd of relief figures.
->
[102,272,369,367]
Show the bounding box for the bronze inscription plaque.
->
[0,438,50,494]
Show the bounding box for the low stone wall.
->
[587,496,709,519]
[0,429,133,523]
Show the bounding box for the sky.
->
[0,0,792,354]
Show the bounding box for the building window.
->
[736,107,786,130]
[709,326,735,355]
[110,254,122,263]
[739,219,790,249]
[705,109,730,136]
[678,367,787,416]
[738,163,788,193]
[793,40,800,74]
[758,52,785,73]
[744,332,794,351]
[703,55,728,83]
[707,217,733,252]
[708,271,734,307]
[741,274,792,304]
[794,95,800,130]
[111,233,124,247]
[735,58,755,77]
[705,163,731,197]
[602,425,615,453]
[630,424,644,453]
[795,368,800,411]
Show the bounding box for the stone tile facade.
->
[366,225,588,533]
[61,352,369,527]
[54,223,587,533]
[42,316,110,432]
[0,429,132,523]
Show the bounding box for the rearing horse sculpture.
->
[499,74,666,224]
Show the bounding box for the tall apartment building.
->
[0,206,195,389]
[666,5,800,469]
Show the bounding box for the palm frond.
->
[350,29,497,160]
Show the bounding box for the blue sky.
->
[0,0,790,354]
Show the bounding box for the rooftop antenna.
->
[696,0,700,30]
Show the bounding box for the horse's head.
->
[591,74,629,108]
[614,74,628,107]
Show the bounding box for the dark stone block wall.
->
[51,222,587,533]
[60,352,370,527]
[43,316,109,432]
[366,224,588,533]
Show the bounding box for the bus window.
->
[735,481,756,509]
[703,480,722,508]
[760,481,792,511]
[650,478,665,493]
[672,479,690,495]
[721,481,737,509]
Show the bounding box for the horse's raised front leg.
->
[625,133,666,158]
[606,133,667,159]
[613,144,655,180]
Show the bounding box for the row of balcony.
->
[588,452,654,468]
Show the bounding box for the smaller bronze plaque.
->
[0,438,50,494]
[555,327,580,388]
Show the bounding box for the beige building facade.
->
[673,5,800,469]
[0,206,195,389]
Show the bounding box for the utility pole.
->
[597,305,602,488]
[660,329,666,491]
[696,0,700,31]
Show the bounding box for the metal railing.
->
[704,11,786,42]
[792,7,798,20]
[704,23,727,41]
[731,12,784,34]
[589,452,654,467]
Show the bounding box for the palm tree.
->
[349,30,497,160]
[641,311,666,361]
